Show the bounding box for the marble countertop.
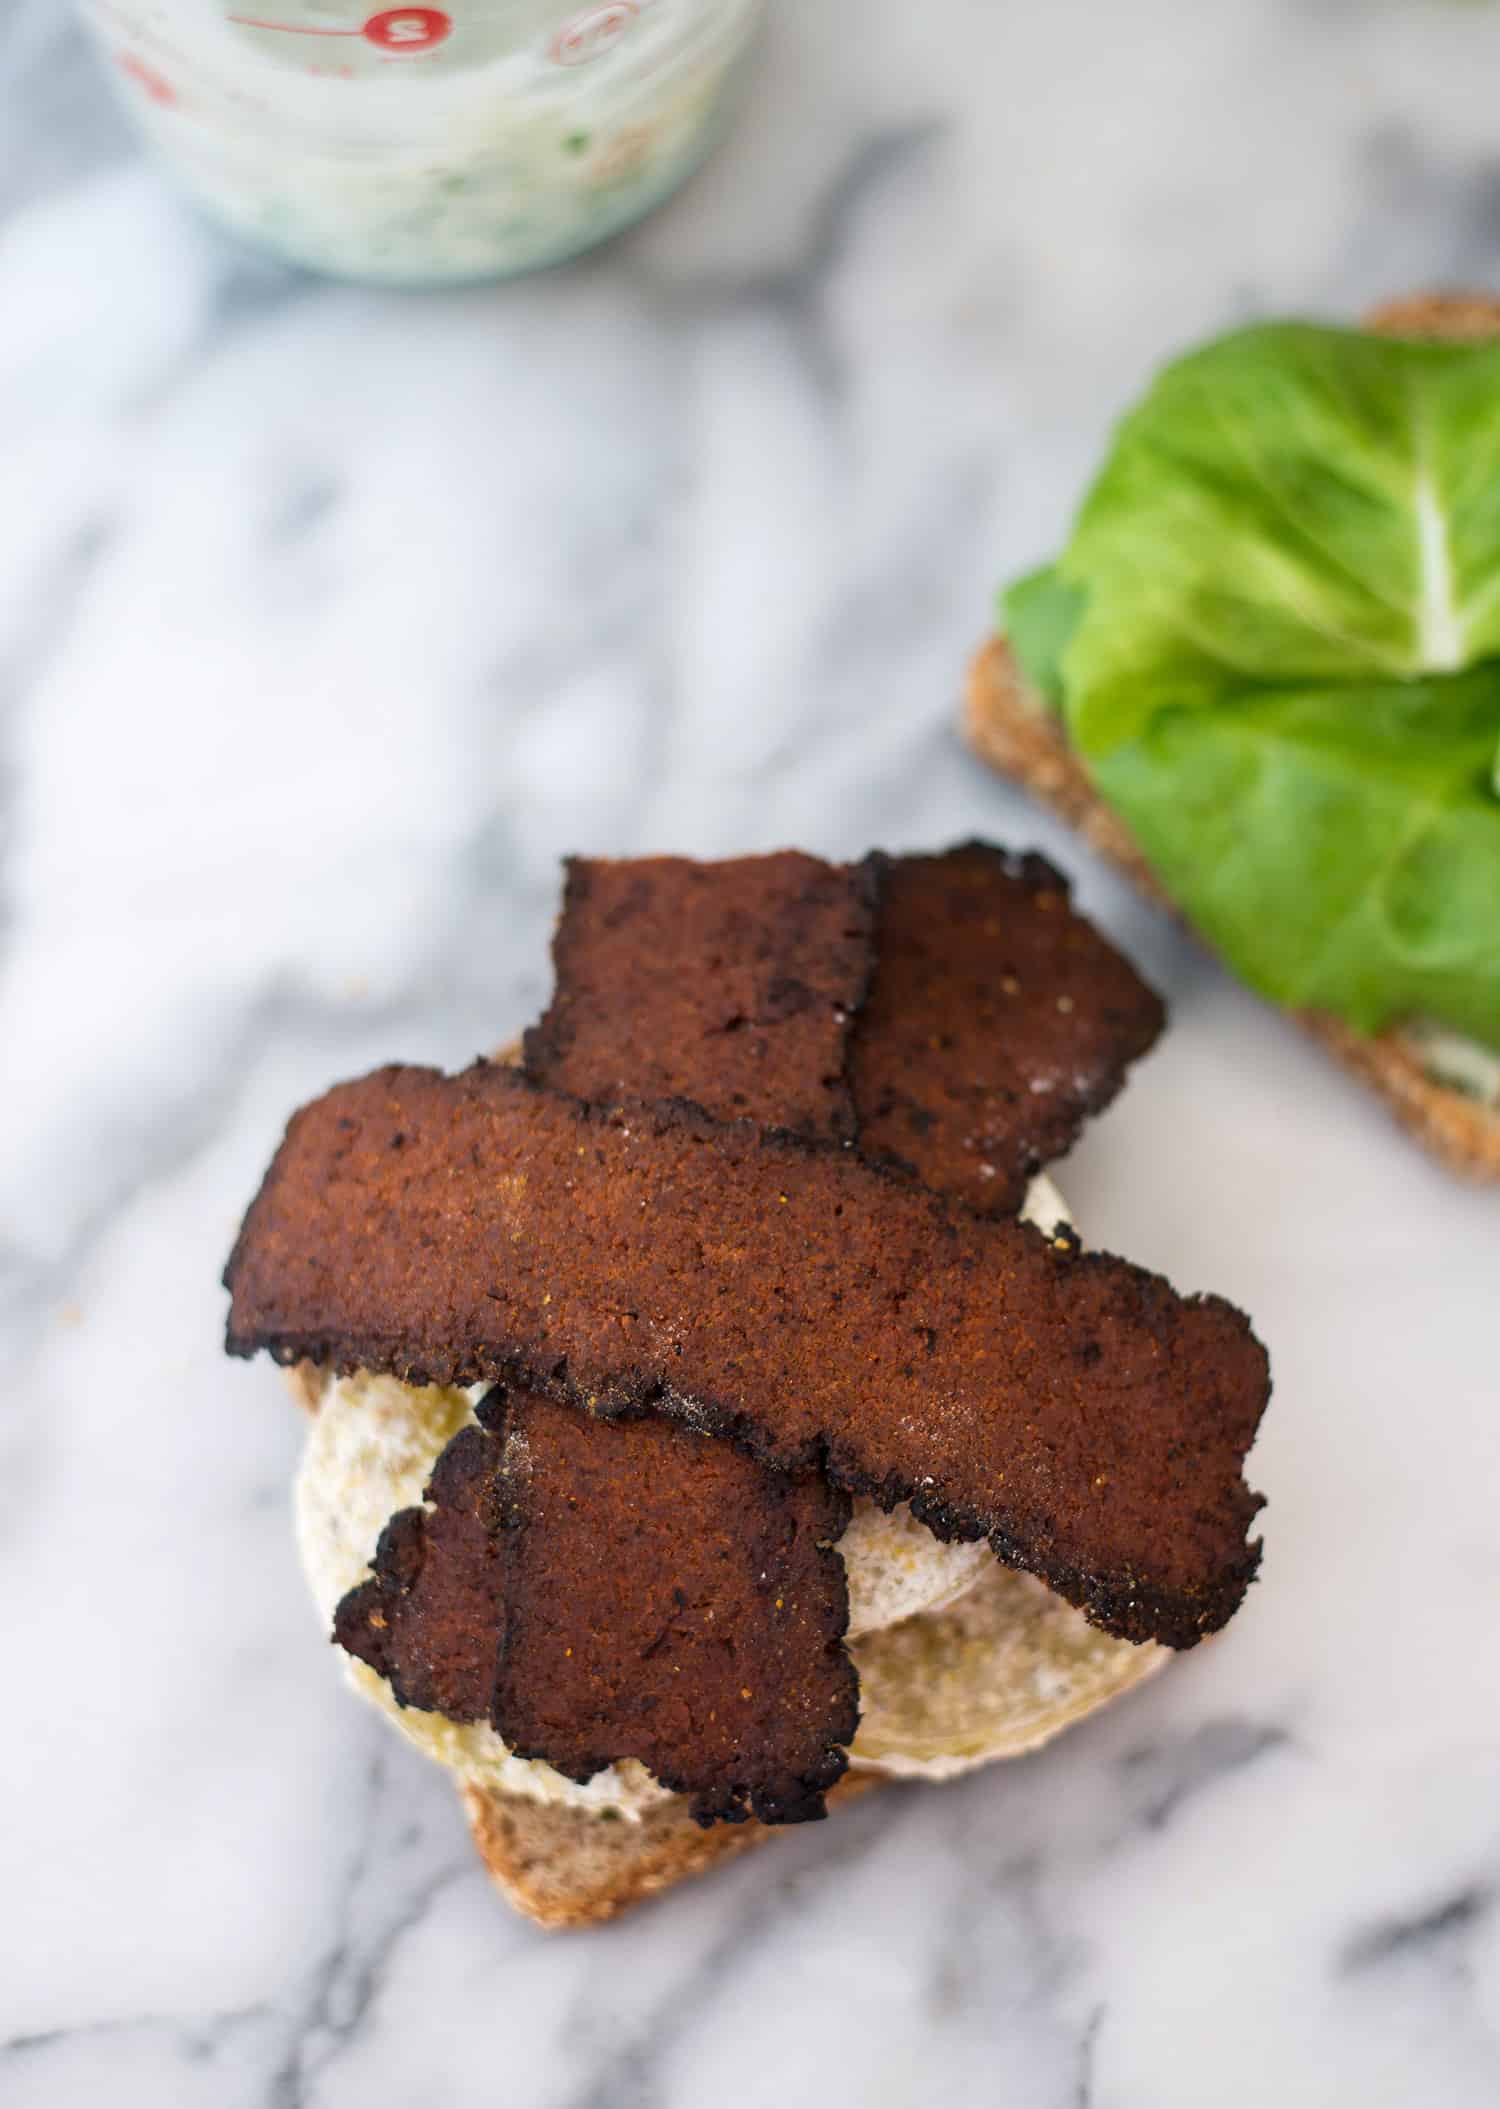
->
[4,4,1499,2103]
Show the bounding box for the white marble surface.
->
[4,3,1500,2102]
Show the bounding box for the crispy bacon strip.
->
[228,1065,1267,1648]
[525,844,1164,1212]
[524,851,879,1143]
[852,844,1165,1211]
[336,1390,856,1827]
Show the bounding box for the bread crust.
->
[962,291,1500,1183]
[460,1771,886,1931]
[1366,291,1500,340]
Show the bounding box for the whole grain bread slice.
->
[460,1771,886,1932]
[963,292,1500,1184]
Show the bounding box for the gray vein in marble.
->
[1334,121,1500,304]
[924,1844,1079,2027]
[937,1834,1118,2109]
[2,2001,272,2069]
[1,845,554,1367]
[563,1796,898,2109]
[265,473,345,551]
[0,511,115,707]
[204,248,311,331]
[1073,2003,1105,2109]
[267,1750,473,2109]
[1116,1719,1293,1834]
[1341,1884,1494,1975]
[122,251,313,423]
[787,460,996,770]
[0,514,116,941]
[0,972,474,1365]
[470,589,661,754]
[637,123,944,400]
[0,4,131,223]
[0,1737,480,2109]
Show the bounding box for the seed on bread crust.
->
[226,1064,1268,1650]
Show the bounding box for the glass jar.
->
[78,1,765,284]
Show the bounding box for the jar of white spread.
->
[78,1,766,283]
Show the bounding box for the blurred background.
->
[3,6,1498,2106]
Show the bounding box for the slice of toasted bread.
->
[460,1771,886,1932]
[964,292,1500,1184]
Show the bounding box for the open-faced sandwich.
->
[966,295,1500,1180]
[224,844,1272,1928]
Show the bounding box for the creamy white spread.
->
[1406,1018,1500,1108]
[81,0,764,285]
[293,1172,1116,1817]
[297,1372,680,1816]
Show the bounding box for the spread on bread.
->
[227,842,1271,1847]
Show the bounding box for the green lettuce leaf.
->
[1092,671,1500,1040]
[1002,564,1086,709]
[1018,320,1500,1050]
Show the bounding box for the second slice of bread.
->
[963,292,1500,1185]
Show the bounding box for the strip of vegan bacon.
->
[227,1064,1268,1648]
[851,845,1165,1211]
[523,851,879,1143]
[336,1390,857,1827]
[525,844,1162,1214]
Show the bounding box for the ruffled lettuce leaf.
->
[1003,564,1086,709]
[1094,671,1500,1040]
[1010,322,1500,1049]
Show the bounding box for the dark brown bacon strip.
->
[525,844,1163,1212]
[851,845,1166,1212]
[334,1423,507,1722]
[335,1391,857,1827]
[227,1064,1268,1648]
[523,851,880,1142]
